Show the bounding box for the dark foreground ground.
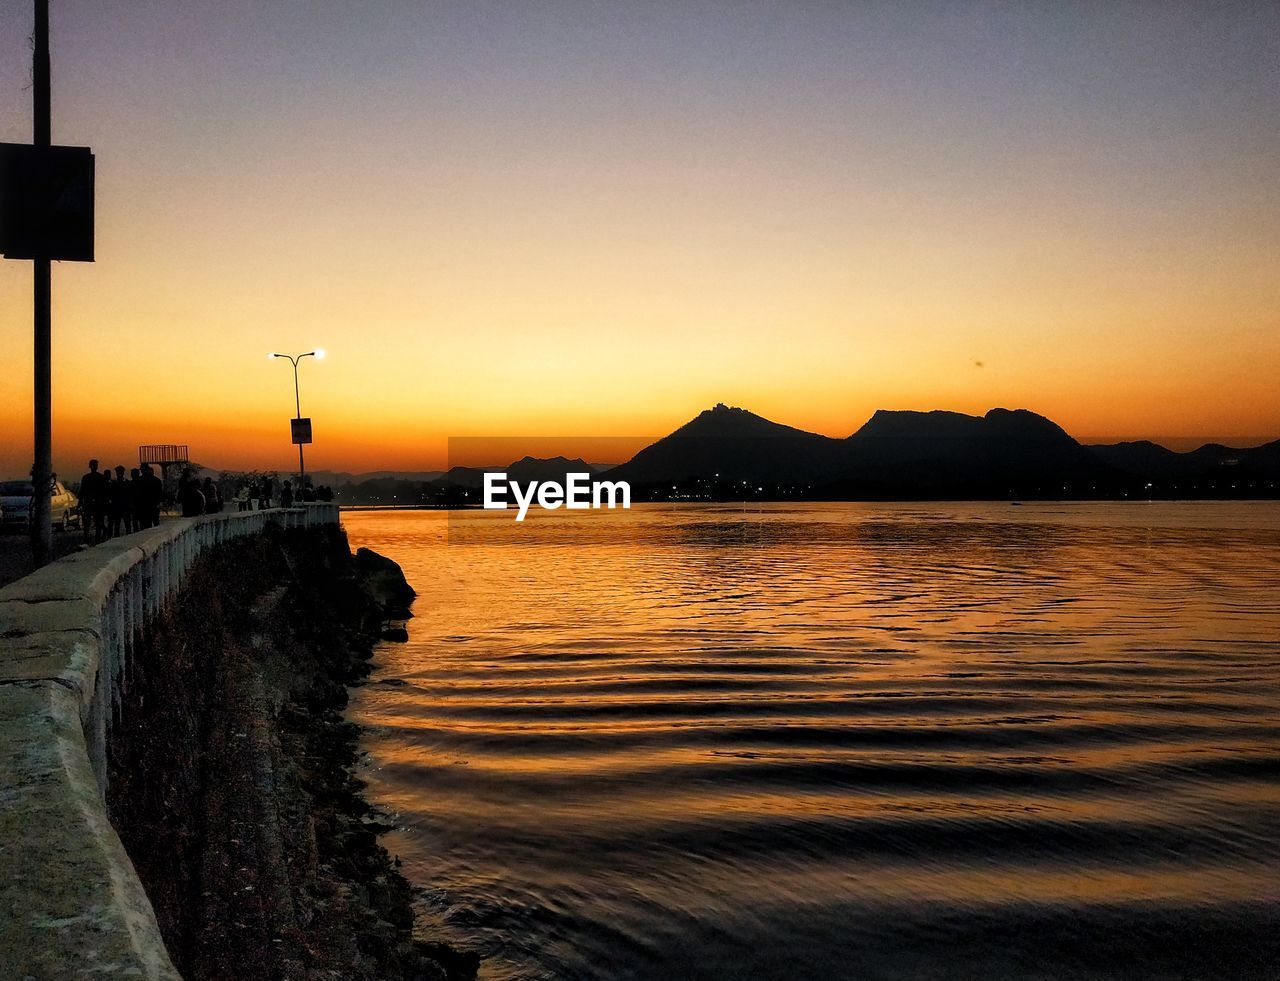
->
[106,524,477,981]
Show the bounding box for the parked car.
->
[0,478,80,531]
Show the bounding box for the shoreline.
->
[105,525,478,979]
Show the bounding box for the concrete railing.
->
[0,503,340,979]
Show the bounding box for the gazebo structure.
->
[138,444,189,509]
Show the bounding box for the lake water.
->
[343,503,1280,980]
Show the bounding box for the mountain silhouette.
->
[604,404,1278,499]
[1086,440,1200,478]
[843,408,1109,492]
[608,404,845,485]
[344,411,1277,503]
[309,469,444,486]
[1090,438,1280,481]
[509,456,597,481]
[431,456,599,489]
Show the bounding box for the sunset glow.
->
[1,2,1277,476]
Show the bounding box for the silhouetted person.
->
[79,459,104,544]
[280,480,294,508]
[258,476,274,510]
[140,464,163,527]
[302,478,316,503]
[178,468,204,517]
[181,483,204,517]
[98,469,114,541]
[318,484,334,502]
[236,481,251,511]
[202,477,222,514]
[110,464,134,536]
[177,467,191,514]
[129,468,147,529]
[29,466,57,529]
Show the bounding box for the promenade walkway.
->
[0,504,339,979]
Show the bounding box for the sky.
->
[0,0,1277,475]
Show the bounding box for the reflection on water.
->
[345,503,1280,980]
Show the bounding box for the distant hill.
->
[842,408,1110,494]
[308,411,1280,505]
[608,404,846,485]
[604,404,1278,499]
[429,456,600,490]
[310,469,444,486]
[336,457,617,504]
[1086,440,1192,477]
[1087,438,1280,482]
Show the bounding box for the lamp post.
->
[269,349,324,494]
[32,0,52,565]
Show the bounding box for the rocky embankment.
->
[106,523,476,980]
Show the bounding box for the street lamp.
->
[269,349,325,494]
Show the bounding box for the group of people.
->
[179,472,335,517]
[230,475,280,512]
[76,462,338,543]
[177,468,227,518]
[78,459,164,545]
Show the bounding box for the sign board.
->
[291,417,313,445]
[0,143,95,261]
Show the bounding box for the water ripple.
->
[348,503,1280,981]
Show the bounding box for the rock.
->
[380,626,409,643]
[353,548,416,614]
[417,942,480,980]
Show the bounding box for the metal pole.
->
[293,358,305,491]
[31,0,52,566]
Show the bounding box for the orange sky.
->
[1,2,1277,476]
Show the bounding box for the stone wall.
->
[0,504,340,979]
